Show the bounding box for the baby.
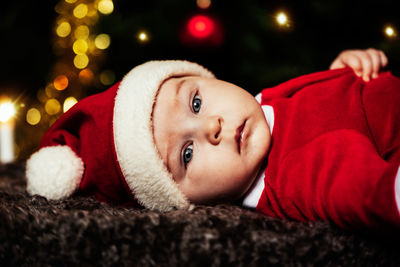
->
[26,48,400,235]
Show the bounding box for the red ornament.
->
[187,15,215,39]
[180,14,224,46]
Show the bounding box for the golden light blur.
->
[276,12,289,26]
[53,75,69,91]
[0,101,16,123]
[94,33,111,49]
[65,0,78,3]
[63,96,78,113]
[138,31,149,43]
[79,68,94,84]
[87,6,99,17]
[56,21,71,37]
[73,39,89,54]
[385,26,397,38]
[73,4,88,19]
[45,99,61,115]
[45,83,59,98]
[37,89,47,103]
[74,25,90,39]
[26,108,41,125]
[74,54,89,69]
[97,0,114,15]
[197,0,211,9]
[99,70,115,85]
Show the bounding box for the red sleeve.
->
[260,129,400,235]
[261,67,353,101]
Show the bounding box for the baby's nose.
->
[204,115,223,145]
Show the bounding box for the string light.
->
[45,83,57,98]
[26,108,41,125]
[37,89,47,103]
[99,70,115,85]
[138,31,149,43]
[56,21,71,37]
[97,0,114,15]
[63,97,78,112]
[276,12,289,27]
[74,54,89,69]
[197,0,211,9]
[74,25,90,39]
[53,75,69,90]
[21,0,116,160]
[79,68,94,84]
[384,25,397,38]
[73,3,88,19]
[73,39,89,54]
[45,99,61,115]
[94,33,111,49]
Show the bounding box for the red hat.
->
[26,60,214,211]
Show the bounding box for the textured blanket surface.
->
[0,163,399,266]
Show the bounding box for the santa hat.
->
[26,60,214,211]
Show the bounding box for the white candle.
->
[0,100,16,163]
[0,120,14,163]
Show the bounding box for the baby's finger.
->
[329,58,346,70]
[379,50,388,67]
[342,53,363,77]
[357,51,374,81]
[366,48,381,79]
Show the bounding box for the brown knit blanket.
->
[0,163,399,266]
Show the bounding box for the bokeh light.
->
[56,21,71,37]
[73,39,89,54]
[276,12,289,26]
[45,83,58,98]
[74,25,90,39]
[187,15,215,39]
[0,101,16,123]
[197,0,211,9]
[65,0,78,3]
[100,70,115,85]
[94,33,111,49]
[45,99,61,115]
[384,26,397,38]
[63,96,78,113]
[26,108,41,125]
[53,74,69,91]
[74,54,89,69]
[73,4,88,19]
[79,68,94,84]
[97,0,114,15]
[138,31,149,43]
[37,89,47,103]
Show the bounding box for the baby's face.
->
[152,76,271,204]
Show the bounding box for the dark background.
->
[1,0,399,159]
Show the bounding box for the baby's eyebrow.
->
[165,78,187,177]
[165,130,185,180]
[175,78,186,98]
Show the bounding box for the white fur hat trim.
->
[114,60,214,211]
[26,145,84,200]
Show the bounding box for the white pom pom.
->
[26,145,84,200]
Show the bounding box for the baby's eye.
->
[182,144,193,166]
[192,94,201,113]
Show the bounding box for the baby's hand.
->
[329,48,388,82]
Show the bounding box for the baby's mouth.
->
[235,120,246,154]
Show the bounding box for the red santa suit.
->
[242,67,400,235]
